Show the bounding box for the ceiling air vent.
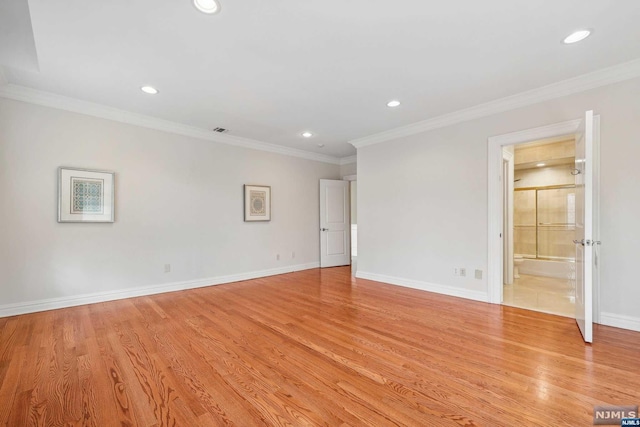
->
[212,127,229,133]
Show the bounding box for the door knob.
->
[321,228,329,231]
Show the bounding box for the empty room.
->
[1,0,640,425]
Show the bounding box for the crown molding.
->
[0,84,343,165]
[350,58,640,149]
[339,155,357,165]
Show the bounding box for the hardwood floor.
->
[1,267,639,426]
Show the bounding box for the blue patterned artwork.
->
[59,167,114,222]
[70,178,104,214]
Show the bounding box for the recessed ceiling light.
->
[140,86,158,94]
[387,100,401,108]
[536,163,546,167]
[563,29,591,44]
[193,0,221,14]
[302,132,313,138]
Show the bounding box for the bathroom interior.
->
[503,137,577,317]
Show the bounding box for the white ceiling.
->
[2,0,640,159]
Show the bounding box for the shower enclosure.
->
[514,185,576,261]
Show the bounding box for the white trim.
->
[487,118,582,304]
[0,262,319,318]
[592,116,601,325]
[350,58,640,148]
[0,84,344,165]
[351,224,358,257]
[502,148,514,286]
[489,119,582,147]
[339,155,357,165]
[356,271,488,303]
[600,313,640,333]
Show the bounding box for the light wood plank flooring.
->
[1,267,639,426]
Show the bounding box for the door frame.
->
[502,148,514,285]
[486,117,601,323]
[342,175,357,264]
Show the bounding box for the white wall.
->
[356,76,640,328]
[340,161,357,177]
[0,98,339,313]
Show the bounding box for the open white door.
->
[320,179,350,268]
[574,110,594,343]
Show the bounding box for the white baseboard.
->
[599,312,640,333]
[0,262,319,318]
[355,271,488,303]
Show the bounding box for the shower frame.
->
[514,183,576,261]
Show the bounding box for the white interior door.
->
[574,110,594,343]
[320,179,351,268]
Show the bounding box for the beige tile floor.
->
[503,274,575,318]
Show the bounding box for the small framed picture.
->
[58,167,115,223]
[244,185,271,222]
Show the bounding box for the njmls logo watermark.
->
[593,405,638,425]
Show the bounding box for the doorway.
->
[487,114,601,342]
[319,179,351,268]
[502,138,577,317]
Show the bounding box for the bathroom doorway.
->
[488,113,600,342]
[502,137,577,317]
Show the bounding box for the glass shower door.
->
[536,187,576,261]
[514,189,536,258]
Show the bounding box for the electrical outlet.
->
[475,269,483,280]
[276,254,280,261]
[453,267,459,276]
[459,268,466,277]
[164,264,171,273]
[292,251,295,259]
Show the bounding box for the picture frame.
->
[244,185,271,222]
[58,167,115,223]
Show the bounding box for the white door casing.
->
[320,179,351,268]
[487,115,600,341]
[502,148,514,286]
[574,110,594,343]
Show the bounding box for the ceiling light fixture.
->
[140,86,158,94]
[302,132,313,138]
[536,163,546,167]
[387,100,401,108]
[193,0,221,14]
[563,29,591,44]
